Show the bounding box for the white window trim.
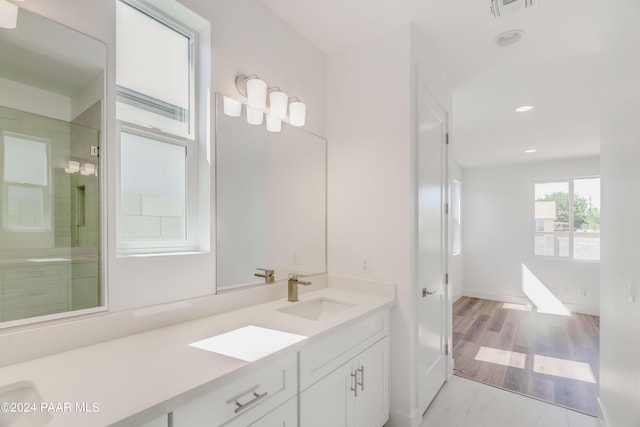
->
[116,0,205,255]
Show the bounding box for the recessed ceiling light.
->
[524,149,537,154]
[515,105,534,113]
[495,29,524,47]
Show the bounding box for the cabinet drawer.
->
[229,395,297,427]
[299,310,388,391]
[173,353,297,427]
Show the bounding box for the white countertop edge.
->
[0,281,395,427]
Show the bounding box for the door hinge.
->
[445,343,449,356]
[445,273,449,285]
[444,203,449,215]
[446,133,449,145]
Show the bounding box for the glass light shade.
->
[223,96,242,117]
[246,78,267,109]
[246,106,263,125]
[289,100,306,127]
[269,90,288,119]
[65,161,80,174]
[266,114,282,133]
[0,0,18,29]
[80,163,96,176]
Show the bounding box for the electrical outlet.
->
[578,289,587,297]
[291,251,298,265]
[362,257,371,273]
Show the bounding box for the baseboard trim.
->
[452,289,464,302]
[385,408,422,427]
[461,289,600,316]
[597,398,609,427]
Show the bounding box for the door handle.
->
[422,288,436,298]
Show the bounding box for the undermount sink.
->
[277,297,355,321]
[0,381,52,427]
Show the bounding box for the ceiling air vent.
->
[490,0,534,18]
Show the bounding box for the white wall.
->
[599,0,640,425]
[463,156,600,315]
[327,24,452,427]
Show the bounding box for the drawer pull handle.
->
[234,391,268,414]
[350,371,358,397]
[357,365,365,391]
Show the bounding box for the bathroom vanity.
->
[0,278,394,427]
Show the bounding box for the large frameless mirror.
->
[0,9,106,326]
[215,93,326,290]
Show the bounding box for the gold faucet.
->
[288,274,312,302]
[255,268,275,283]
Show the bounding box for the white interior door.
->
[417,82,447,416]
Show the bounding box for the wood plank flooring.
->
[452,297,600,416]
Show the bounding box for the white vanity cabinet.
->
[299,310,389,427]
[172,353,297,427]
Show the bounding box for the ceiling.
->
[259,0,600,168]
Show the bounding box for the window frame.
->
[115,0,202,255]
[116,0,196,140]
[533,176,600,262]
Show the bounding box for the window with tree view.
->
[534,178,600,260]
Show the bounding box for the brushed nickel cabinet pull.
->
[234,391,268,414]
[357,365,365,391]
[350,371,358,397]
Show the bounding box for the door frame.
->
[414,73,453,419]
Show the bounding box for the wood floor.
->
[452,296,600,415]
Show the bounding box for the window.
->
[534,178,600,260]
[2,132,50,231]
[116,0,205,253]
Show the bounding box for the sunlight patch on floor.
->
[502,302,532,311]
[521,264,571,316]
[475,346,526,369]
[533,354,597,383]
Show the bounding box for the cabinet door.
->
[299,363,352,427]
[353,338,388,427]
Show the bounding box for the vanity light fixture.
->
[246,106,264,126]
[289,98,306,127]
[233,74,308,130]
[266,114,282,133]
[65,160,81,174]
[235,74,267,109]
[80,163,96,176]
[0,0,18,29]
[268,87,288,120]
[223,96,242,117]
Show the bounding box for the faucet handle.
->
[289,273,312,286]
[255,268,275,283]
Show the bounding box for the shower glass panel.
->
[0,105,101,323]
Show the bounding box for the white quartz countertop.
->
[0,282,394,426]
